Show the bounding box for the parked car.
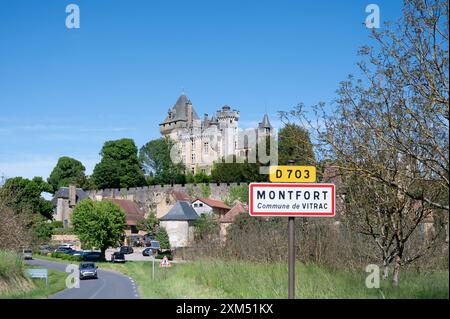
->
[144,234,155,247]
[119,246,134,254]
[111,252,126,263]
[59,243,75,249]
[65,250,83,256]
[142,240,161,256]
[81,251,103,261]
[79,262,98,280]
[22,248,33,260]
[142,247,152,256]
[55,246,73,254]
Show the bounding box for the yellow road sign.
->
[269,166,316,183]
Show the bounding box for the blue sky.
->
[0,0,404,179]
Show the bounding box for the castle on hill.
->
[159,94,273,174]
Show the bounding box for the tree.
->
[31,220,54,243]
[194,214,219,241]
[285,0,449,284]
[0,176,53,221]
[0,193,32,250]
[139,137,186,185]
[320,0,448,212]
[277,123,316,165]
[223,184,249,206]
[156,227,171,250]
[47,156,87,193]
[137,212,159,236]
[71,199,127,259]
[92,138,147,189]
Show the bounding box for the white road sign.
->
[249,183,335,217]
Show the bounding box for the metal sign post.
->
[288,216,295,299]
[250,168,335,300]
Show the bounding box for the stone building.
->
[159,94,273,174]
[159,200,199,248]
[52,184,88,227]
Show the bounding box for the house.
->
[219,203,248,241]
[191,198,230,217]
[159,200,199,248]
[107,199,146,245]
[52,184,88,228]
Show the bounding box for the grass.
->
[0,251,67,299]
[34,255,449,299]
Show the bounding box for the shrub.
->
[156,228,171,250]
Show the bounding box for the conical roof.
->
[161,95,200,124]
[259,113,272,129]
[160,200,199,221]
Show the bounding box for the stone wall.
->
[87,183,247,218]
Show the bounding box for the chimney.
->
[69,184,76,206]
[186,101,193,127]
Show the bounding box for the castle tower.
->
[215,105,240,158]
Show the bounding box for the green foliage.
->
[71,199,127,255]
[47,156,88,193]
[51,252,82,262]
[194,171,210,184]
[200,184,211,198]
[194,214,219,241]
[139,137,186,185]
[31,220,53,242]
[0,176,53,220]
[223,184,249,206]
[278,123,316,165]
[50,221,64,229]
[156,227,171,250]
[137,212,159,236]
[211,137,275,183]
[92,138,147,189]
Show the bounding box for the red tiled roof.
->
[172,191,192,201]
[220,203,248,223]
[194,198,231,210]
[108,199,144,226]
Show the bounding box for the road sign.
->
[249,183,335,217]
[269,166,316,183]
[159,256,171,268]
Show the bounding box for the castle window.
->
[191,153,196,163]
[203,142,209,154]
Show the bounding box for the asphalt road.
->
[26,259,139,299]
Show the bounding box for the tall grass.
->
[99,258,449,299]
[0,250,34,296]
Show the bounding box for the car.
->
[79,262,98,280]
[22,249,33,260]
[55,246,73,254]
[142,247,153,256]
[65,250,83,256]
[111,252,125,263]
[81,251,103,261]
[142,240,161,256]
[119,246,134,254]
[59,243,75,249]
